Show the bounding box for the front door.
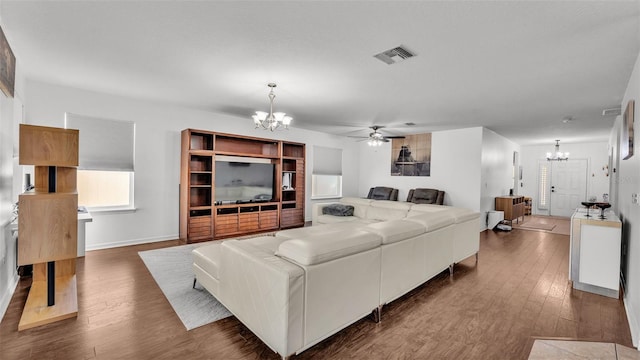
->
[549,159,588,217]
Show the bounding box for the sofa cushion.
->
[363,219,426,245]
[366,206,408,221]
[449,208,480,223]
[244,236,288,254]
[405,212,455,232]
[193,243,222,280]
[315,214,360,224]
[276,223,356,240]
[409,203,448,213]
[339,197,372,206]
[340,197,372,219]
[322,203,354,216]
[370,200,413,211]
[276,229,382,266]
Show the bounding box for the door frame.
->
[537,158,589,216]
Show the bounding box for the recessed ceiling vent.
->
[602,106,621,116]
[374,45,416,65]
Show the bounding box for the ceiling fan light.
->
[282,116,292,126]
[273,112,286,121]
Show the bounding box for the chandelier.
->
[252,83,292,131]
[546,140,569,161]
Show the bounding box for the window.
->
[65,113,135,210]
[77,170,133,208]
[312,146,342,199]
[538,161,549,210]
[312,174,342,199]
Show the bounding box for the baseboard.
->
[85,234,179,252]
[0,272,19,324]
[624,296,639,347]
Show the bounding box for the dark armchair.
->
[367,187,399,201]
[406,188,445,205]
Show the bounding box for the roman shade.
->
[64,113,135,171]
[313,146,342,175]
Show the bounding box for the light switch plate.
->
[632,193,639,205]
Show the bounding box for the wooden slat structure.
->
[17,124,79,331]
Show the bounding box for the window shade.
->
[65,113,135,171]
[538,161,549,210]
[313,146,342,175]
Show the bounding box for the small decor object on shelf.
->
[252,83,292,131]
[595,202,611,219]
[581,201,596,218]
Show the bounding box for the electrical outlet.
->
[632,193,639,205]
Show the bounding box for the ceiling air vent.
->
[602,106,621,116]
[374,45,416,65]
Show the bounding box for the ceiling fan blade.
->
[347,135,368,139]
[385,135,406,139]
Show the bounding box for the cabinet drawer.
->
[260,212,279,229]
[216,223,238,234]
[239,213,259,231]
[216,215,238,224]
[281,208,304,227]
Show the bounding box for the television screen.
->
[215,160,274,203]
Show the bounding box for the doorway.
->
[549,159,588,217]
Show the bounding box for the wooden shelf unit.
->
[495,195,525,224]
[280,142,305,228]
[17,124,79,331]
[179,130,305,243]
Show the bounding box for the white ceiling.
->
[2,1,639,145]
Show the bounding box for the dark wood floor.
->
[0,229,634,359]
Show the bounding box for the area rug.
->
[139,242,231,330]
[512,215,572,234]
[515,218,556,231]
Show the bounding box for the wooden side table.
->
[495,195,525,224]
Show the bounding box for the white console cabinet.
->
[570,208,622,298]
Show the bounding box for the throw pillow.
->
[322,204,355,216]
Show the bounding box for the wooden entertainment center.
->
[179,129,305,243]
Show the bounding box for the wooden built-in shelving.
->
[179,129,305,243]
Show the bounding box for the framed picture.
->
[391,133,432,176]
[622,100,634,160]
[0,25,15,98]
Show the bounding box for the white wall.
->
[614,49,640,347]
[0,63,24,322]
[357,127,483,212]
[520,142,610,215]
[480,128,520,229]
[24,80,360,251]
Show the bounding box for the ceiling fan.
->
[349,125,405,146]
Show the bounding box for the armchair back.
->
[406,188,445,205]
[367,187,399,201]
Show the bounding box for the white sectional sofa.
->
[192,197,480,359]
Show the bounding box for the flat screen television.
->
[215,160,274,203]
